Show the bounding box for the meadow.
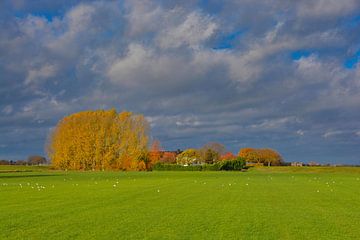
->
[0,166,359,239]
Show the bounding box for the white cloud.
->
[17,15,50,38]
[25,64,58,85]
[323,130,344,138]
[107,44,224,89]
[66,4,96,33]
[265,22,284,43]
[250,117,300,130]
[296,130,305,136]
[46,2,119,57]
[107,44,152,86]
[297,0,359,18]
[175,116,202,127]
[125,0,163,36]
[157,11,217,49]
[295,54,325,82]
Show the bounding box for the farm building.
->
[291,162,303,167]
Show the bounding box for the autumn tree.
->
[238,147,283,166]
[160,152,177,164]
[203,149,219,164]
[199,142,226,163]
[47,109,149,171]
[246,150,263,164]
[261,148,283,166]
[220,152,236,161]
[148,139,162,168]
[238,148,255,158]
[176,149,201,165]
[202,142,226,155]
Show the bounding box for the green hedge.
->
[152,157,246,171]
[218,158,246,171]
[152,163,203,171]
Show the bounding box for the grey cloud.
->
[296,0,359,18]
[156,10,217,49]
[0,0,359,164]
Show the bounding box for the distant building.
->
[291,162,303,167]
[308,161,320,166]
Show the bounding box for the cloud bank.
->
[0,0,360,164]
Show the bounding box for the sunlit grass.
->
[0,166,359,239]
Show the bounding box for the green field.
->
[1,166,359,239]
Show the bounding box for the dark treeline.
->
[0,155,47,166]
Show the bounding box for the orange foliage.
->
[220,152,236,161]
[148,140,162,167]
[238,148,255,158]
[160,152,177,164]
[47,109,149,171]
[238,147,283,166]
[138,161,147,171]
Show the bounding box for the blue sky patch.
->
[344,51,360,69]
[344,14,360,28]
[291,50,311,60]
[213,30,245,50]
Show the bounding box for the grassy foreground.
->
[0,166,359,239]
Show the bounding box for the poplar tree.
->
[47,109,149,170]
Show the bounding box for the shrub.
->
[152,158,246,171]
[152,163,203,171]
[218,157,246,171]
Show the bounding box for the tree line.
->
[46,109,284,171]
[0,156,47,165]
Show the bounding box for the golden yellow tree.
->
[238,148,255,158]
[47,109,149,170]
[237,147,283,166]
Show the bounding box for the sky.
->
[0,0,360,164]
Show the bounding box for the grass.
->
[0,166,359,239]
[0,165,50,172]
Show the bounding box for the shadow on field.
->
[0,174,62,179]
